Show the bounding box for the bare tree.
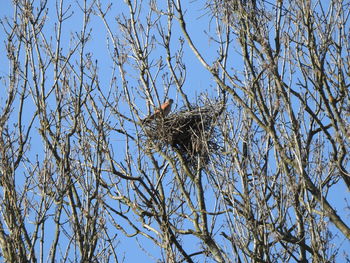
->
[0,0,349,262]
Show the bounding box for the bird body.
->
[143,99,173,123]
[156,99,173,116]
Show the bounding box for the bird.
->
[143,99,174,123]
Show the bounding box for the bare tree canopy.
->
[1,0,350,262]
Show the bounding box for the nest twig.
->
[143,102,223,166]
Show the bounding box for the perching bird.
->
[143,99,174,123]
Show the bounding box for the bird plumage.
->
[143,99,173,123]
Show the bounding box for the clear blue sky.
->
[1,0,349,262]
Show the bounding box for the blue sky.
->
[1,0,350,262]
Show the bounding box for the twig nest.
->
[143,102,223,166]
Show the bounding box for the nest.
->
[143,102,223,166]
